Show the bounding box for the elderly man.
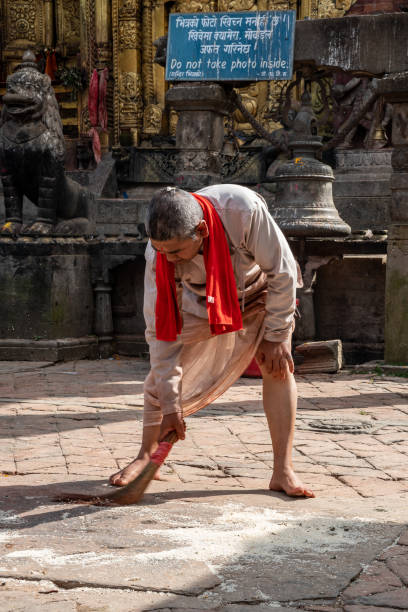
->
[110,184,314,498]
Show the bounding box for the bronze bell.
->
[272,91,351,237]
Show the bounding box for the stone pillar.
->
[94,280,114,358]
[95,0,112,69]
[0,238,96,361]
[166,83,231,191]
[385,105,408,363]
[43,0,55,48]
[112,0,143,145]
[94,0,112,152]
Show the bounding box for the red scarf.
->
[155,193,243,341]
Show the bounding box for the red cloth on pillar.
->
[88,69,101,163]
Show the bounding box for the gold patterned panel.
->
[119,0,138,18]
[119,20,140,49]
[119,71,143,127]
[3,1,45,73]
[299,0,357,19]
[218,0,257,9]
[174,1,215,11]
[6,1,37,43]
[317,0,358,18]
[56,0,80,52]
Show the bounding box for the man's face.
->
[151,235,203,264]
[150,219,209,264]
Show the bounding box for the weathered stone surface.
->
[0,239,93,341]
[333,149,392,232]
[358,587,408,608]
[294,13,408,74]
[0,361,407,609]
[385,225,408,364]
[342,561,402,600]
[295,339,343,374]
[387,556,408,586]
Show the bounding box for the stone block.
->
[295,339,343,374]
[294,13,408,74]
[358,587,408,608]
[0,239,93,340]
[385,225,408,364]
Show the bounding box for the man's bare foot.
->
[269,468,315,498]
[109,457,162,487]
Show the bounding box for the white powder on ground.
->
[0,510,23,524]
[5,502,377,568]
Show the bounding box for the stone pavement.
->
[0,358,407,611]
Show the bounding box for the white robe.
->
[142,184,298,426]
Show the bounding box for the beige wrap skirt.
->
[143,276,268,427]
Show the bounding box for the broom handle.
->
[150,430,179,467]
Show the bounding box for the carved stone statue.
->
[0,50,93,236]
[332,73,392,150]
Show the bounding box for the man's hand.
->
[160,412,186,441]
[255,339,294,380]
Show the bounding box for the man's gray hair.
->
[146,187,203,241]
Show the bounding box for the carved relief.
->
[143,103,163,135]
[7,2,37,43]
[219,0,257,9]
[119,20,140,49]
[268,1,296,8]
[176,151,219,174]
[169,109,179,137]
[57,0,80,46]
[119,71,143,127]
[119,0,139,18]
[233,83,260,133]
[261,81,290,131]
[175,1,213,11]
[317,0,358,19]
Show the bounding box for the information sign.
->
[165,11,295,82]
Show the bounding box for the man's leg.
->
[109,424,161,486]
[261,367,315,497]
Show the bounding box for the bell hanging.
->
[272,91,351,238]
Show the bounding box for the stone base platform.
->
[0,336,98,361]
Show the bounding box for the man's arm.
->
[245,197,298,378]
[144,242,185,435]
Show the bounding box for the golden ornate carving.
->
[175,1,213,11]
[119,20,140,49]
[119,71,143,127]
[119,0,138,18]
[142,0,154,105]
[112,0,121,142]
[143,103,162,135]
[316,0,357,19]
[268,1,297,9]
[261,80,290,131]
[233,83,260,133]
[219,0,257,10]
[56,0,80,47]
[86,0,97,74]
[7,2,37,43]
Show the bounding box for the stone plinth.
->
[0,238,96,361]
[334,149,392,232]
[294,13,408,74]
[166,82,231,191]
[385,224,408,364]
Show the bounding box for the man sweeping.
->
[110,184,314,498]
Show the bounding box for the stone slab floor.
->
[0,358,407,612]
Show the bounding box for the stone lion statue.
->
[0,50,93,236]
